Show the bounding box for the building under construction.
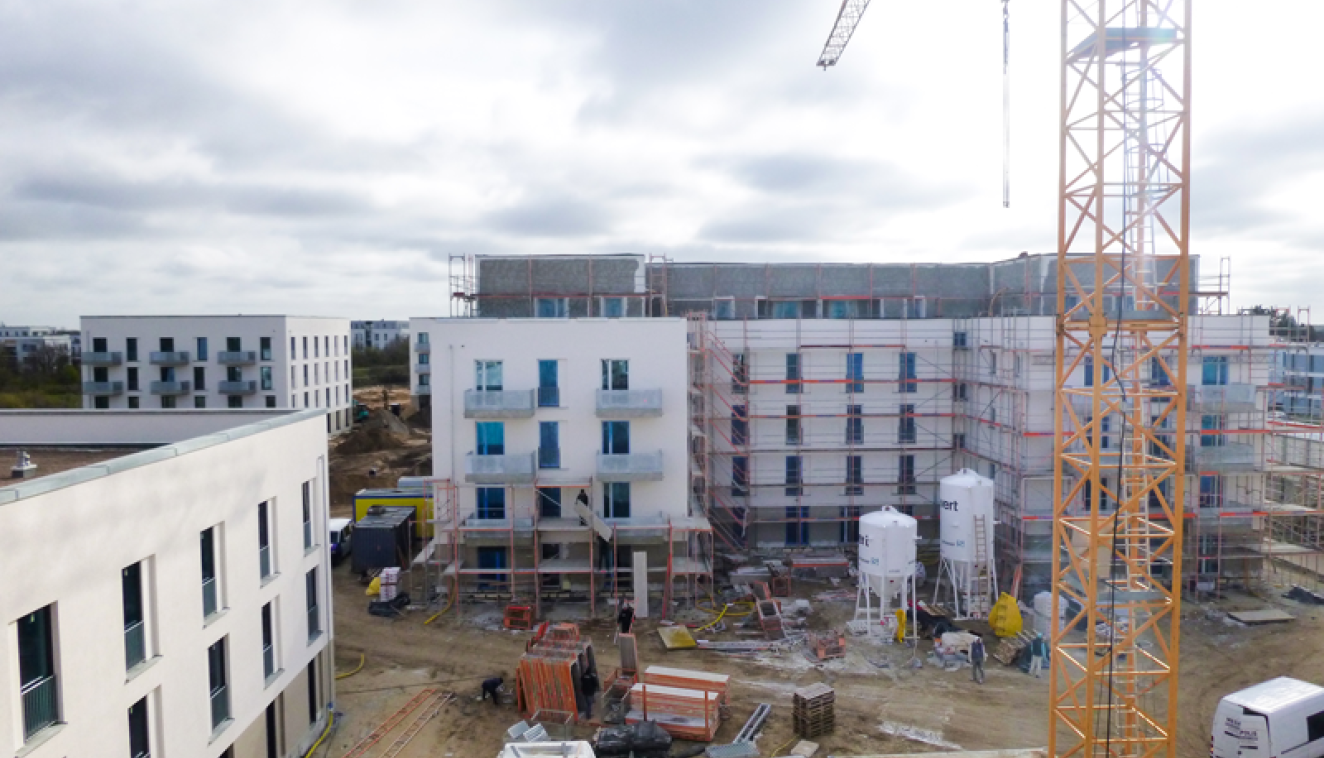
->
[409,252,1323,603]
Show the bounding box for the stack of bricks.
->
[792,683,835,738]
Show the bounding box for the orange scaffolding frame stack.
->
[516,623,596,724]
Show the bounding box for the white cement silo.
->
[933,469,999,618]
[854,507,918,640]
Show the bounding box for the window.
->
[538,360,559,407]
[477,546,507,583]
[260,337,272,361]
[602,420,630,454]
[262,602,277,681]
[418,374,430,387]
[846,405,863,444]
[208,638,230,729]
[785,456,802,496]
[536,298,569,318]
[1306,709,1324,744]
[731,405,748,446]
[126,337,138,362]
[476,487,506,519]
[988,351,997,375]
[714,298,735,320]
[731,456,749,497]
[537,487,562,518]
[841,505,861,543]
[303,391,310,407]
[898,404,916,443]
[305,568,320,640]
[1199,475,1223,509]
[258,500,274,580]
[826,299,863,319]
[227,395,242,409]
[200,527,221,618]
[600,297,625,317]
[601,359,628,390]
[604,482,631,519]
[786,353,801,394]
[953,331,968,349]
[1203,356,1229,386]
[128,396,140,409]
[197,337,209,361]
[477,422,505,455]
[1201,414,1225,448]
[417,332,429,346]
[291,336,297,356]
[732,353,748,394]
[539,421,560,468]
[128,366,139,391]
[303,365,309,386]
[846,352,863,393]
[160,337,174,352]
[123,561,147,670]
[899,352,917,393]
[475,360,503,391]
[899,455,916,494]
[313,337,319,358]
[194,365,206,391]
[785,506,809,545]
[302,481,313,550]
[128,696,150,758]
[93,337,107,352]
[307,659,320,725]
[417,352,430,366]
[189,396,203,409]
[846,455,863,495]
[954,433,966,450]
[161,395,177,410]
[261,366,273,390]
[302,336,308,359]
[1084,356,1112,387]
[18,605,59,741]
[786,405,801,445]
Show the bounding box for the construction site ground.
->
[324,418,1324,757]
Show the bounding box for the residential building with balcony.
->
[0,408,334,758]
[351,320,409,350]
[80,316,353,434]
[0,325,76,371]
[411,316,709,616]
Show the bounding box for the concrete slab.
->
[1227,609,1295,625]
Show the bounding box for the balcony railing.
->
[259,545,272,579]
[150,380,191,395]
[84,380,124,395]
[538,386,560,407]
[124,621,147,670]
[149,351,190,365]
[21,675,59,740]
[414,385,431,395]
[202,577,218,618]
[416,341,431,354]
[1190,441,1256,472]
[539,446,561,469]
[416,363,432,374]
[303,520,312,549]
[217,351,256,365]
[307,605,320,640]
[82,351,123,366]
[464,389,536,418]
[209,685,229,729]
[597,451,665,482]
[465,452,536,484]
[263,643,275,679]
[218,380,257,395]
[1188,384,1258,413]
[596,389,663,417]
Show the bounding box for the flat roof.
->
[83,314,348,320]
[0,446,157,483]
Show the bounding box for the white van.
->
[329,518,354,565]
[1211,677,1324,758]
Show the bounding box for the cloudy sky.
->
[2,1,1321,327]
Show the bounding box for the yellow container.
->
[354,489,432,537]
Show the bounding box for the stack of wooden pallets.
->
[627,682,722,741]
[792,683,835,738]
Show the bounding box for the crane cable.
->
[1002,0,1011,208]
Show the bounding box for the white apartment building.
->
[410,317,710,614]
[351,320,409,350]
[0,325,76,369]
[80,316,354,433]
[0,408,335,758]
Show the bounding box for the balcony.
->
[83,380,124,395]
[150,380,191,395]
[415,385,431,395]
[597,451,665,482]
[124,621,147,670]
[416,341,431,354]
[21,675,58,740]
[465,451,536,484]
[416,363,432,374]
[217,350,257,365]
[596,389,663,418]
[1190,442,1256,473]
[1188,384,1258,413]
[464,389,535,418]
[218,380,257,395]
[538,386,560,407]
[82,351,122,366]
[149,351,190,365]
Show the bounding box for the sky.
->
[1,1,1322,327]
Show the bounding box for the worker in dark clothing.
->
[617,602,635,635]
[580,668,601,720]
[481,675,504,707]
[970,636,987,685]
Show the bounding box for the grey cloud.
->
[484,194,614,238]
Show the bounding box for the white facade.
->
[0,409,335,758]
[80,316,353,433]
[351,320,409,350]
[0,325,75,369]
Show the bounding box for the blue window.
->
[196,337,208,361]
[1084,356,1112,387]
[538,360,559,407]
[601,359,628,391]
[785,456,802,496]
[846,405,863,444]
[786,353,802,394]
[773,301,801,319]
[601,297,625,317]
[476,422,504,455]
[475,360,502,391]
[898,404,916,443]
[539,422,560,468]
[604,482,631,519]
[602,421,630,455]
[714,299,735,320]
[1199,475,1222,509]
[536,298,568,318]
[537,487,562,518]
[953,331,968,349]
[899,455,917,494]
[1203,356,1229,386]
[477,546,507,583]
[731,456,748,497]
[785,506,809,546]
[1151,356,1171,387]
[845,455,863,495]
[841,505,860,543]
[1201,415,1225,448]
[827,300,861,319]
[476,488,506,520]
[846,353,863,393]
[731,405,747,446]
[899,352,917,393]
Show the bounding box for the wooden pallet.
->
[991,631,1036,666]
[791,683,836,738]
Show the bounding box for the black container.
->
[352,505,416,573]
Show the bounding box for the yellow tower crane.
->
[817,3,1192,756]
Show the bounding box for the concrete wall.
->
[0,410,333,758]
[0,410,291,447]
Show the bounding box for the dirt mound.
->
[336,426,408,456]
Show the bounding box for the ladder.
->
[970,515,992,615]
[339,689,438,758]
[380,692,452,758]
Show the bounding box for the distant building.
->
[351,320,409,350]
[0,408,335,757]
[80,316,353,433]
[0,325,75,370]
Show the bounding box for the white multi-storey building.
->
[80,316,354,433]
[0,325,76,369]
[410,317,710,615]
[350,320,409,350]
[0,408,335,758]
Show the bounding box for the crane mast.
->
[817,0,873,69]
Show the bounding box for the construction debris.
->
[791,683,835,739]
[731,702,771,744]
[789,740,820,757]
[806,631,846,661]
[593,721,672,757]
[1286,585,1324,605]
